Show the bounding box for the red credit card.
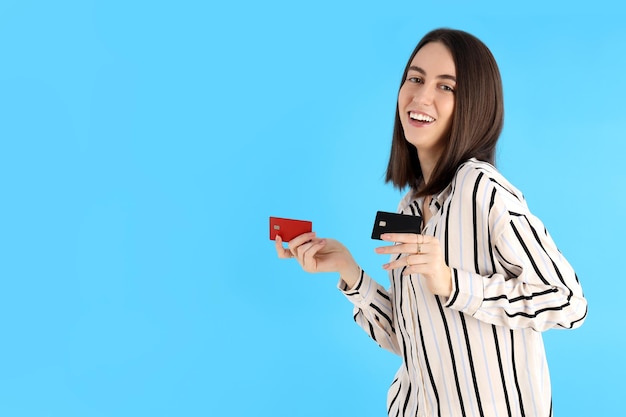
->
[269,217,312,241]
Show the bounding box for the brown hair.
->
[385,28,504,196]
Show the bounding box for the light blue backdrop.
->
[0,1,623,416]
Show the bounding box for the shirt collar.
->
[432,182,453,209]
[428,158,478,209]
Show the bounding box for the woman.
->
[275,28,587,417]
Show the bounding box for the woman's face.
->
[398,42,456,160]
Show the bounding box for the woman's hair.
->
[385,28,504,196]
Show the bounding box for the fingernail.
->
[382,263,390,270]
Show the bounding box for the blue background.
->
[0,1,623,415]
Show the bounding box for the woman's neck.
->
[420,157,437,186]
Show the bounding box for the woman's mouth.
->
[409,111,436,125]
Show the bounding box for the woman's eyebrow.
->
[408,65,456,82]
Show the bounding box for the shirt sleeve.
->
[444,179,588,332]
[337,269,401,355]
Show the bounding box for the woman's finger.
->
[275,235,294,258]
[382,251,434,271]
[380,233,432,244]
[301,239,326,270]
[376,234,439,255]
[287,232,317,252]
[293,239,318,261]
[376,241,429,255]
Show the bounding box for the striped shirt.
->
[339,159,587,417]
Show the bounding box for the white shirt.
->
[339,159,587,417]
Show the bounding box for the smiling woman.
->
[274,28,586,417]
[397,42,457,170]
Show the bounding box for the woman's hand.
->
[375,233,452,297]
[275,232,360,287]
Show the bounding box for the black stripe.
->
[368,321,377,342]
[488,177,519,200]
[402,382,412,416]
[567,304,588,329]
[472,172,484,274]
[396,268,408,330]
[498,263,517,279]
[414,289,442,417]
[345,270,365,295]
[401,333,409,373]
[412,200,422,217]
[370,303,393,329]
[522,214,569,288]
[492,326,512,417]
[494,246,523,276]
[354,269,364,291]
[375,289,396,334]
[508,211,525,217]
[444,173,458,265]
[510,330,526,417]
[436,297,467,417]
[504,303,570,319]
[522,216,581,324]
[403,278,419,405]
[387,378,401,415]
[395,270,411,373]
[510,222,550,285]
[487,188,498,273]
[549,397,553,417]
[460,313,485,417]
[439,175,466,416]
[484,287,558,303]
[377,289,391,300]
[447,268,461,306]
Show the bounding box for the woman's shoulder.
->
[453,159,526,206]
[456,159,517,191]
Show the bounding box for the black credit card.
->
[371,211,422,240]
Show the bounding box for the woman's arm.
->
[338,270,401,355]
[445,206,587,331]
[275,233,401,354]
[444,181,588,332]
[374,175,587,332]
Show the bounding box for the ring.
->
[417,243,422,254]
[406,256,411,266]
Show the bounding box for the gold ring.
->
[406,256,411,266]
[417,243,422,254]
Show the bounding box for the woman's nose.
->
[412,86,434,106]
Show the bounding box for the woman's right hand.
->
[275,232,360,287]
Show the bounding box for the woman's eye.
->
[408,76,422,84]
[439,84,455,92]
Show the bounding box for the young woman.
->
[275,28,587,417]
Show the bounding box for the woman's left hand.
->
[375,233,452,297]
